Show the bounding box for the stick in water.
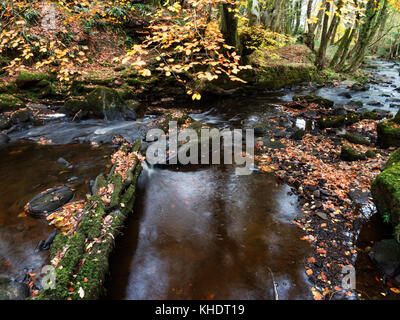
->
[268,267,279,300]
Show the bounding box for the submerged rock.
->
[0,133,9,146]
[0,275,29,300]
[369,239,400,278]
[351,83,370,91]
[26,185,74,216]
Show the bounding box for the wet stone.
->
[0,275,29,300]
[0,133,9,147]
[27,186,74,216]
[369,239,400,278]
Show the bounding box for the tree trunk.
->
[220,2,239,49]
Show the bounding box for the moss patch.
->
[377,120,400,148]
[0,94,25,113]
[372,149,400,228]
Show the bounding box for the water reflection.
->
[107,165,312,300]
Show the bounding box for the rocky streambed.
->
[0,58,400,300]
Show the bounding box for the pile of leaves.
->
[46,200,86,235]
[256,129,392,299]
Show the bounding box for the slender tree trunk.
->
[220,1,239,49]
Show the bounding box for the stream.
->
[1,58,399,299]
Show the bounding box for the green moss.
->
[377,120,400,148]
[249,63,317,90]
[0,94,24,112]
[109,174,123,210]
[344,133,371,146]
[15,70,49,89]
[372,163,400,228]
[365,149,376,158]
[386,148,400,169]
[340,145,367,161]
[86,87,124,118]
[318,111,378,129]
[64,98,89,117]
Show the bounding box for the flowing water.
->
[0,142,112,281]
[0,58,399,299]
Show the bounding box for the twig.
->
[72,109,82,122]
[268,267,279,300]
[66,201,96,236]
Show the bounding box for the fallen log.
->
[33,139,143,300]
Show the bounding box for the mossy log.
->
[34,140,142,300]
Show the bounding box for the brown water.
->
[106,165,313,300]
[0,141,112,281]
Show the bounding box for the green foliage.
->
[383,211,391,223]
[240,25,295,57]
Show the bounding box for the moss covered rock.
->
[64,98,90,118]
[254,124,267,136]
[318,111,378,129]
[15,70,49,89]
[344,133,371,146]
[292,95,334,108]
[15,70,56,98]
[377,120,400,148]
[86,87,125,120]
[249,63,317,90]
[372,148,400,228]
[340,145,367,161]
[0,94,24,113]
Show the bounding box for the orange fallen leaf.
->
[390,287,400,294]
[306,268,313,276]
[307,257,316,263]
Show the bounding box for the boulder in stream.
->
[64,87,139,121]
[292,95,334,108]
[26,185,74,216]
[377,110,400,148]
[369,239,400,278]
[0,275,29,300]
